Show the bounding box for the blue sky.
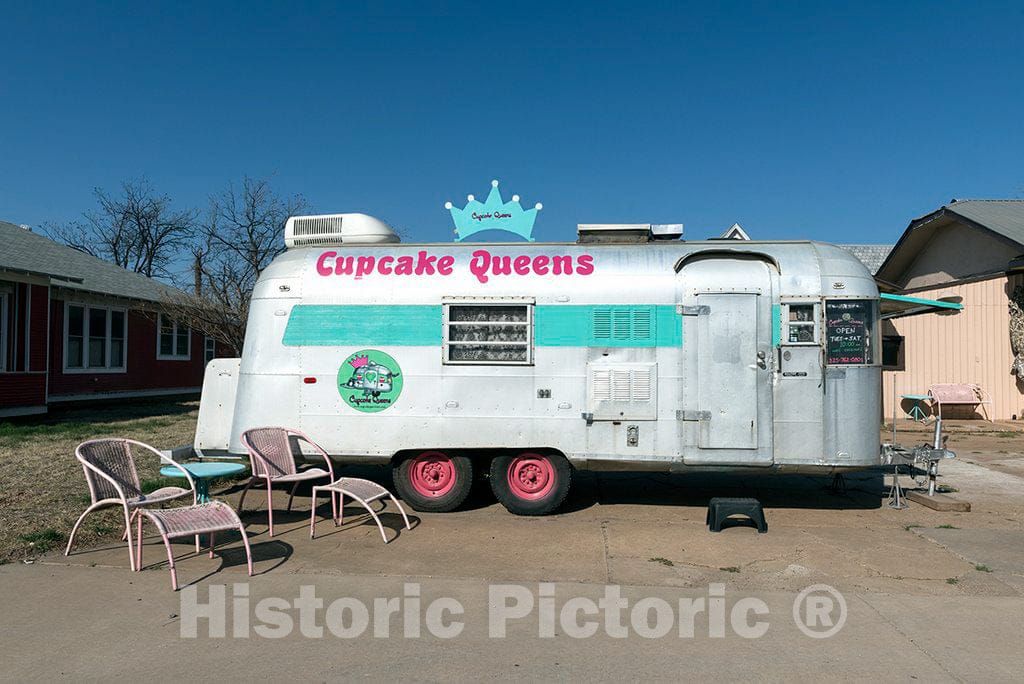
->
[2,1,1023,247]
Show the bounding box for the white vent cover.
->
[586,363,657,420]
[284,213,400,248]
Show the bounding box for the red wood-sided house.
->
[0,220,217,417]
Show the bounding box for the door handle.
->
[756,350,767,369]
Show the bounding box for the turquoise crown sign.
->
[445,179,542,242]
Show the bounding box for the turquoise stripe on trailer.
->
[534,305,682,347]
[283,304,683,347]
[283,305,443,346]
[771,303,781,347]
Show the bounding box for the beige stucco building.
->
[876,200,1024,420]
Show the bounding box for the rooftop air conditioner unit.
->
[284,213,400,248]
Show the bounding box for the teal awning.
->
[880,293,963,319]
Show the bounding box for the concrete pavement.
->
[2,459,1023,681]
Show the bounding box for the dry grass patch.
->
[0,398,202,563]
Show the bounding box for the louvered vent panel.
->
[632,309,652,341]
[591,369,612,401]
[612,310,631,339]
[631,369,652,402]
[593,309,612,340]
[586,363,658,420]
[590,307,656,344]
[290,216,345,246]
[611,370,632,401]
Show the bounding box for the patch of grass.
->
[946,577,959,585]
[140,476,181,494]
[17,528,64,553]
[720,566,741,573]
[975,564,993,573]
[649,557,674,567]
[935,524,959,529]
[0,398,200,564]
[995,431,1022,438]
[0,420,107,448]
[904,524,922,531]
[89,523,115,536]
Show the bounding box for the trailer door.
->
[680,257,775,465]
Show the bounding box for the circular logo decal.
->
[338,350,403,413]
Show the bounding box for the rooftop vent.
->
[284,213,400,248]
[577,223,683,244]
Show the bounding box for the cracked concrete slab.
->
[916,527,1024,575]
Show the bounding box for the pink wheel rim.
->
[506,453,556,501]
[408,451,457,498]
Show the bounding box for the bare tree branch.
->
[46,178,197,278]
[162,176,309,352]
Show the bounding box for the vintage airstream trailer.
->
[195,214,885,515]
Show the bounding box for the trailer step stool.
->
[706,497,768,533]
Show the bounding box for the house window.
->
[204,336,216,364]
[65,303,127,372]
[882,334,904,370]
[157,314,191,360]
[0,293,8,372]
[443,300,534,365]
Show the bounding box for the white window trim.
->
[63,301,128,374]
[204,335,216,364]
[442,297,535,366]
[0,293,8,373]
[157,313,192,360]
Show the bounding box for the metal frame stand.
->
[887,465,907,510]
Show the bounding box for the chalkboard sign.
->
[826,301,871,365]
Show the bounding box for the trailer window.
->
[443,303,533,365]
[785,303,818,344]
[825,300,877,365]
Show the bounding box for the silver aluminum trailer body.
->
[198,238,881,513]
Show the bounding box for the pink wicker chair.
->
[66,438,197,571]
[239,427,337,536]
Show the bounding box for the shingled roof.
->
[0,220,179,302]
[839,244,893,274]
[939,199,1024,244]
[876,199,1024,284]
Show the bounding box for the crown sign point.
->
[444,201,453,209]
[467,194,475,202]
[491,179,499,187]
[535,203,543,210]
[512,194,520,202]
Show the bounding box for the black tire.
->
[392,451,474,512]
[490,451,572,516]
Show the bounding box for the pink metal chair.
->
[239,427,337,536]
[136,501,253,591]
[66,438,197,571]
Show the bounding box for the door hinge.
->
[677,410,710,421]
[678,305,710,316]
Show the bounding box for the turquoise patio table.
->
[901,394,931,422]
[160,462,248,503]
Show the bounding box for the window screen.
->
[444,302,533,365]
